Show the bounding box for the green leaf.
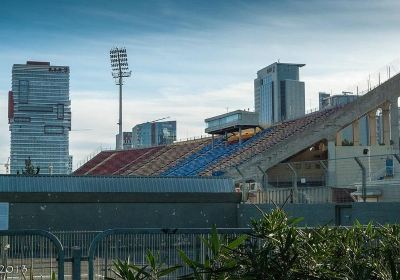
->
[226,234,247,250]
[158,265,181,277]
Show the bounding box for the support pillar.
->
[382,102,391,145]
[354,157,367,202]
[352,119,360,146]
[239,127,242,145]
[327,140,336,187]
[287,163,298,203]
[336,132,342,146]
[390,100,399,150]
[224,131,228,147]
[257,165,268,190]
[211,134,214,149]
[72,246,82,280]
[368,111,377,145]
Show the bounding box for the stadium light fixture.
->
[109,47,132,150]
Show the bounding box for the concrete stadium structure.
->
[75,73,400,203]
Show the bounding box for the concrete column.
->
[257,165,268,189]
[336,131,342,146]
[390,100,399,150]
[262,173,269,189]
[382,102,390,145]
[368,111,377,146]
[327,140,336,187]
[352,119,360,146]
[239,126,242,145]
[287,163,298,203]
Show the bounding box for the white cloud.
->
[69,82,253,169]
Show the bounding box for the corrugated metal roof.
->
[0,175,234,193]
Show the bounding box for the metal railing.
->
[87,228,251,280]
[0,230,64,280]
[0,228,255,280]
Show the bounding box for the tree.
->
[18,157,40,175]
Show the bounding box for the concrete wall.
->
[5,197,400,230]
[238,202,400,227]
[334,145,398,187]
[237,203,336,227]
[9,202,238,231]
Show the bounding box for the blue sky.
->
[0,0,400,172]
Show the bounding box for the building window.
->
[44,126,64,134]
[280,81,286,120]
[19,80,29,103]
[19,105,54,112]
[57,104,64,119]
[14,117,31,123]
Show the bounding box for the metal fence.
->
[0,230,64,280]
[0,229,252,280]
[87,228,250,280]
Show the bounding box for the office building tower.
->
[122,132,133,150]
[9,61,71,174]
[132,121,176,148]
[254,62,305,127]
[319,92,358,110]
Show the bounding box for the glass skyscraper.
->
[132,121,176,148]
[9,61,71,174]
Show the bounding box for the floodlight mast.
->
[110,47,132,150]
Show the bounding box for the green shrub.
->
[110,208,400,280]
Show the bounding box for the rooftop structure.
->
[205,110,259,135]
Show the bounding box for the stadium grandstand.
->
[74,108,335,177]
[75,72,400,203]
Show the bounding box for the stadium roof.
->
[0,175,234,193]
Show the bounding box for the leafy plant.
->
[109,250,180,280]
[178,224,247,279]
[110,208,400,280]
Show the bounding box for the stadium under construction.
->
[74,70,400,204]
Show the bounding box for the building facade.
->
[132,121,176,148]
[122,131,133,149]
[319,92,358,110]
[254,62,305,127]
[9,61,71,174]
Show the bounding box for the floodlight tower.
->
[110,47,132,150]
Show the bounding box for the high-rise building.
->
[9,61,71,174]
[319,92,358,109]
[254,62,305,127]
[122,131,133,149]
[132,121,176,148]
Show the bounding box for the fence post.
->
[72,246,81,280]
[287,163,298,203]
[354,157,367,202]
